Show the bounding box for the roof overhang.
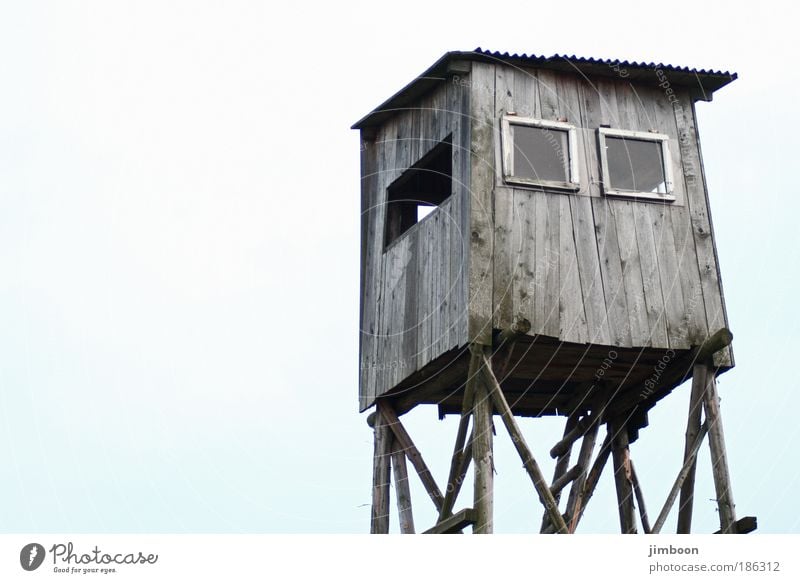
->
[352,48,737,131]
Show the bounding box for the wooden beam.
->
[569,430,612,533]
[550,464,584,497]
[370,409,392,534]
[714,516,757,535]
[651,422,709,534]
[439,350,478,521]
[564,419,601,531]
[495,318,532,346]
[550,415,594,458]
[609,419,637,534]
[630,461,651,534]
[472,346,494,534]
[703,371,737,533]
[677,364,707,533]
[479,352,568,534]
[423,508,477,534]
[695,327,733,364]
[541,415,579,532]
[377,400,444,513]
[391,439,415,534]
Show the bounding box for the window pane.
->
[605,136,667,193]
[512,125,569,182]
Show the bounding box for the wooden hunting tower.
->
[354,49,754,534]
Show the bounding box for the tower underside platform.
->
[381,334,732,421]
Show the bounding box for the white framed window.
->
[501,116,579,191]
[598,127,674,201]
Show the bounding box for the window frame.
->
[597,127,675,202]
[500,116,580,191]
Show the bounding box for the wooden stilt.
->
[609,418,637,534]
[630,461,651,534]
[478,352,568,534]
[540,414,579,532]
[391,439,415,534]
[677,363,707,533]
[440,431,473,521]
[703,371,738,533]
[564,419,600,529]
[472,346,494,534]
[568,429,612,532]
[378,400,444,513]
[439,350,478,521]
[651,422,708,534]
[369,409,392,534]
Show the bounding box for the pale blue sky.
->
[0,0,797,533]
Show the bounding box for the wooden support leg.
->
[478,351,568,534]
[540,414,579,532]
[391,438,415,534]
[630,461,651,534]
[370,409,392,534]
[439,350,478,522]
[703,370,737,533]
[609,418,637,534]
[677,364,707,533]
[568,430,612,533]
[651,422,709,534]
[472,346,494,534]
[378,400,445,513]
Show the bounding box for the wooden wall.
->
[480,62,731,358]
[359,79,470,410]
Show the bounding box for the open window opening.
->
[501,116,579,190]
[384,136,452,249]
[598,127,674,201]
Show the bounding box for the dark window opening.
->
[605,136,667,194]
[384,136,452,249]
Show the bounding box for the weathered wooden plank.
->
[559,195,589,343]
[570,194,611,344]
[513,66,541,119]
[674,93,731,366]
[424,508,476,534]
[714,516,757,535]
[588,79,636,347]
[391,438,415,533]
[650,202,690,349]
[468,62,496,345]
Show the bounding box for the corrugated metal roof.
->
[472,47,737,79]
[352,49,737,130]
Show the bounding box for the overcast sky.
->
[0,0,798,534]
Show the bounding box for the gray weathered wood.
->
[472,346,494,533]
[480,351,568,533]
[569,429,612,532]
[370,409,392,534]
[703,371,737,533]
[378,401,444,513]
[391,439,415,534]
[652,422,709,534]
[609,419,637,533]
[677,363,707,533]
[630,461,651,534]
[424,508,476,534]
